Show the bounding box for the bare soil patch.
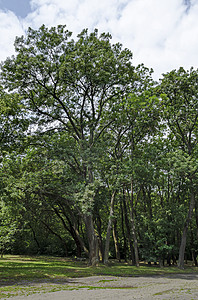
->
[1,273,198,300]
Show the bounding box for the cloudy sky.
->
[0,0,196,79]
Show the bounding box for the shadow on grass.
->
[0,255,198,288]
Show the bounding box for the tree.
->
[101,70,159,265]
[0,25,137,265]
[159,67,198,269]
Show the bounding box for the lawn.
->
[1,255,198,282]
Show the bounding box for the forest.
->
[0,25,198,270]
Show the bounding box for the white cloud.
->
[0,9,24,62]
[0,0,198,79]
[25,0,129,35]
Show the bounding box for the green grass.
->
[0,255,198,299]
[0,255,198,282]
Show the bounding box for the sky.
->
[0,0,197,80]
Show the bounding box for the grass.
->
[0,255,198,298]
[0,255,198,282]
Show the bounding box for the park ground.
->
[0,256,198,299]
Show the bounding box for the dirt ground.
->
[2,274,198,300]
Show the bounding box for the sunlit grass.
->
[0,255,198,283]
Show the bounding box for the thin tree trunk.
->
[129,213,139,266]
[178,190,195,269]
[113,218,121,261]
[129,178,139,267]
[96,214,103,261]
[120,199,127,262]
[194,199,198,241]
[123,190,135,265]
[98,236,103,262]
[104,191,116,264]
[52,205,89,257]
[29,223,41,251]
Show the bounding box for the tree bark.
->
[129,212,139,267]
[113,218,121,261]
[67,217,89,257]
[178,190,195,269]
[194,199,198,241]
[85,214,99,266]
[96,214,103,261]
[122,190,135,265]
[120,199,127,262]
[52,205,89,257]
[129,179,139,267]
[104,191,116,264]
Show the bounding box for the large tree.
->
[0,25,138,265]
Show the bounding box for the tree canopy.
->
[0,25,198,268]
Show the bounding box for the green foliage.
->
[0,202,18,256]
[159,67,198,156]
[0,24,198,267]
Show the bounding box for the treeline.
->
[0,25,198,269]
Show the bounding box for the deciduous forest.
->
[0,25,198,269]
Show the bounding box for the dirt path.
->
[2,274,198,300]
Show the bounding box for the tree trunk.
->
[52,205,89,257]
[129,179,139,267]
[129,212,139,267]
[68,218,89,257]
[29,223,41,251]
[104,191,116,264]
[120,200,128,262]
[122,190,135,265]
[192,250,198,266]
[96,214,103,261]
[85,214,99,266]
[194,199,198,241]
[113,218,121,261]
[178,190,195,269]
